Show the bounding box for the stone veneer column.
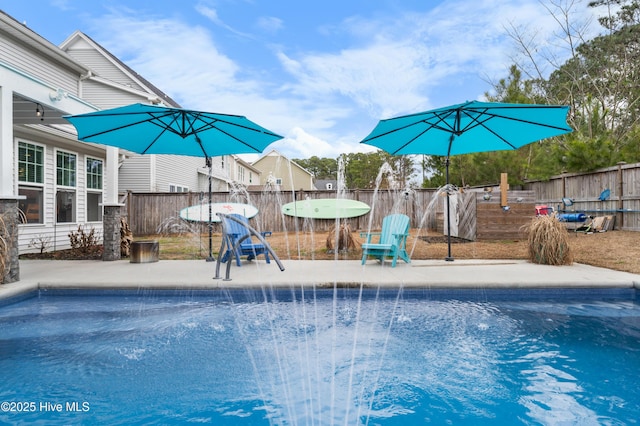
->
[102,204,123,261]
[0,198,19,283]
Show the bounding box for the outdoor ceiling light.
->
[35,103,44,121]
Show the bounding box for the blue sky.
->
[1,1,604,160]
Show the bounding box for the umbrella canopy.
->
[360,100,573,261]
[64,103,283,157]
[360,100,572,157]
[65,103,283,262]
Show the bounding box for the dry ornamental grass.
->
[525,215,574,265]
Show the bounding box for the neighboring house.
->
[315,179,339,191]
[59,31,231,195]
[228,155,261,188]
[250,150,315,191]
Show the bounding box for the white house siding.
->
[15,129,107,253]
[118,155,152,193]
[155,155,203,192]
[198,172,229,192]
[196,156,231,193]
[80,80,147,109]
[63,39,146,92]
[0,32,82,96]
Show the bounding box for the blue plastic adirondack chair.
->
[360,214,411,267]
[220,214,272,266]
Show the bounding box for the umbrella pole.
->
[206,157,215,262]
[445,157,454,261]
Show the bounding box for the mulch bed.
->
[19,247,104,260]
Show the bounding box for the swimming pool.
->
[0,288,638,425]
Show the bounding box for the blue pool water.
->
[0,288,638,425]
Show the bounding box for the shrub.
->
[68,225,101,257]
[28,234,52,254]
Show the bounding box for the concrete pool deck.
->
[1,258,639,299]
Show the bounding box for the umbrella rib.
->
[388,123,440,154]
[139,112,185,154]
[461,107,572,132]
[459,109,517,149]
[140,126,171,154]
[74,113,162,139]
[210,125,269,153]
[76,111,187,141]
[361,118,448,152]
[198,116,282,137]
[172,112,282,139]
[457,108,571,149]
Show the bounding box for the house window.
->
[18,187,43,224]
[275,178,283,185]
[169,184,189,192]
[238,166,245,182]
[56,151,76,223]
[18,142,43,183]
[86,192,102,222]
[57,151,76,187]
[86,158,103,190]
[86,158,103,222]
[249,172,253,183]
[17,142,44,224]
[56,190,76,223]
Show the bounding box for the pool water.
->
[0,288,638,425]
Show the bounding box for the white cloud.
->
[256,16,283,34]
[195,3,252,39]
[84,0,603,161]
[277,42,433,119]
[267,127,376,160]
[275,0,600,122]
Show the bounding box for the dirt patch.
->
[263,229,640,274]
[418,235,472,244]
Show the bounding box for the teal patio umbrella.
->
[65,103,283,260]
[360,100,572,261]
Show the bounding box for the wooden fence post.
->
[500,173,509,207]
[617,161,625,228]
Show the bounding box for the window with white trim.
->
[169,184,189,193]
[17,141,44,224]
[56,151,76,223]
[86,157,103,221]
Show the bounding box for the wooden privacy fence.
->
[125,188,544,240]
[126,189,443,236]
[524,161,640,231]
[124,161,640,239]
